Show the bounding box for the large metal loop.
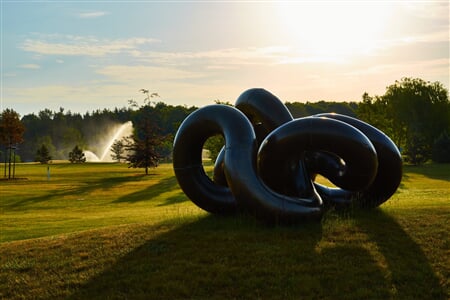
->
[172,89,402,223]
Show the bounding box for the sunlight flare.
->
[275,3,392,62]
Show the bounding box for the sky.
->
[1,1,449,117]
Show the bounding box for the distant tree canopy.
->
[11,78,450,166]
[285,101,358,118]
[18,103,196,162]
[357,77,449,164]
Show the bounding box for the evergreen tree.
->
[68,145,86,163]
[110,139,126,163]
[36,144,52,164]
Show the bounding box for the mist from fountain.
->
[84,121,133,162]
[84,150,101,162]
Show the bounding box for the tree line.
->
[357,78,450,164]
[0,101,197,176]
[1,77,449,177]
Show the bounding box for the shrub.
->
[403,134,430,165]
[432,131,450,163]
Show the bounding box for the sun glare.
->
[275,3,392,62]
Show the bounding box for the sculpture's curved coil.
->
[172,88,402,223]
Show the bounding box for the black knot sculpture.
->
[173,88,402,224]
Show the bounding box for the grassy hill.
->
[1,162,449,299]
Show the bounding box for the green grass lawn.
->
[0,162,449,299]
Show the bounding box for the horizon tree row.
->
[15,101,195,163]
[357,77,450,164]
[1,77,449,168]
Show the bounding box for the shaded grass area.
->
[0,162,449,299]
[0,163,198,243]
[70,211,445,300]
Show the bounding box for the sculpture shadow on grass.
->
[68,211,445,300]
[5,175,145,210]
[114,176,188,205]
[355,209,446,299]
[6,174,188,209]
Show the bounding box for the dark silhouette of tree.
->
[357,93,393,139]
[110,139,126,163]
[432,131,450,163]
[403,133,429,165]
[68,145,86,163]
[125,106,163,175]
[286,101,357,118]
[128,99,139,110]
[384,78,449,162]
[0,109,25,178]
[140,88,160,106]
[36,144,52,164]
[357,77,449,164]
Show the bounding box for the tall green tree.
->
[358,78,449,164]
[388,79,447,137]
[357,93,393,139]
[125,106,164,175]
[0,109,25,178]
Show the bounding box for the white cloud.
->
[21,29,447,70]
[6,84,131,108]
[19,64,40,69]
[96,65,203,83]
[13,85,79,97]
[345,58,449,78]
[78,11,109,19]
[401,2,449,21]
[21,34,159,57]
[3,73,17,77]
[131,29,448,68]
[378,30,450,50]
[132,46,293,68]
